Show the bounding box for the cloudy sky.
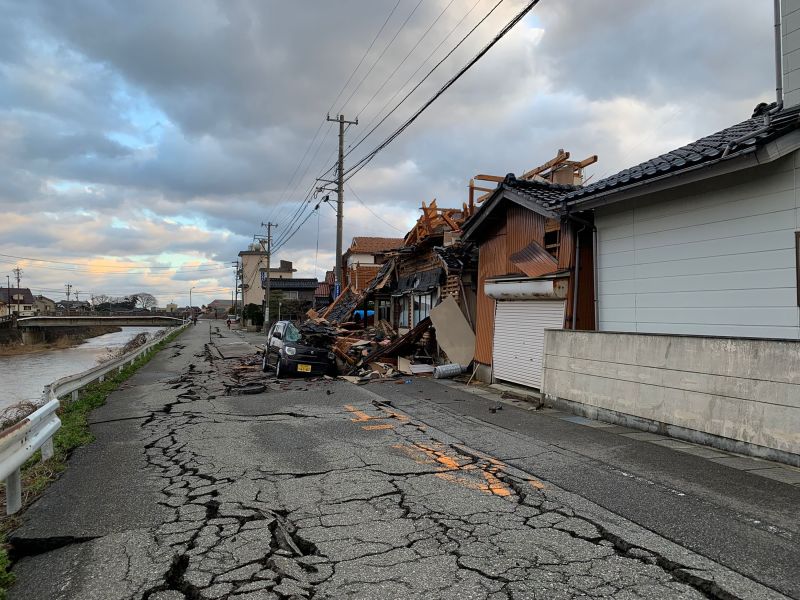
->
[0,0,774,306]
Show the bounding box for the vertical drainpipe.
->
[593,225,599,329]
[775,0,783,107]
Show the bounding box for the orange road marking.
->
[362,424,394,431]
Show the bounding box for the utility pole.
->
[326,113,357,296]
[65,282,72,302]
[12,267,22,315]
[260,222,277,331]
[5,275,10,318]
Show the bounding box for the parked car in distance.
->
[262,320,335,378]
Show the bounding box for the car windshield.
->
[284,322,302,343]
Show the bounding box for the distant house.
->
[0,287,36,317]
[263,278,318,321]
[34,295,56,316]
[343,237,404,292]
[56,300,91,314]
[314,271,335,309]
[207,299,234,319]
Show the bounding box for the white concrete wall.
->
[542,329,800,459]
[595,154,800,338]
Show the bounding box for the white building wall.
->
[347,253,375,267]
[595,153,800,339]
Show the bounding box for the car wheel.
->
[262,353,268,372]
[275,358,282,379]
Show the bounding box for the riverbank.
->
[0,325,189,599]
[0,326,122,357]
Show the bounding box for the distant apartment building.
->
[238,244,296,307]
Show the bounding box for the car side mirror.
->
[273,331,282,340]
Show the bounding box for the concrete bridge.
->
[15,315,184,343]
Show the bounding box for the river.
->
[0,327,166,410]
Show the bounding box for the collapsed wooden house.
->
[460,150,598,387]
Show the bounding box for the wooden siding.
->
[595,153,800,338]
[475,222,509,364]
[474,204,588,365]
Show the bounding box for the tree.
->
[132,292,157,310]
[91,294,110,307]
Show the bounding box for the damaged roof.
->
[461,176,574,241]
[347,236,405,255]
[564,103,800,206]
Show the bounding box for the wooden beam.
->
[474,174,505,183]
[441,212,460,232]
[521,151,570,179]
[576,155,598,168]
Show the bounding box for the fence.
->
[0,322,189,514]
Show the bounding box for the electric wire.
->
[353,0,458,121]
[268,0,540,254]
[348,0,485,153]
[336,0,425,115]
[344,0,507,167]
[346,182,406,233]
[263,0,401,228]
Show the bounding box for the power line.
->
[0,252,227,272]
[349,0,486,153]
[336,0,425,115]
[343,0,540,183]
[354,0,458,121]
[346,182,406,233]
[344,0,507,168]
[269,0,539,255]
[263,0,402,228]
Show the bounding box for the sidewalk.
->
[439,378,800,486]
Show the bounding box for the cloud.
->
[0,0,778,304]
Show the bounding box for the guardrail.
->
[0,321,190,514]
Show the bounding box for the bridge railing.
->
[0,321,190,514]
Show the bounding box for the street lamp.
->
[189,286,195,320]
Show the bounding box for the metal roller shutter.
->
[492,300,565,389]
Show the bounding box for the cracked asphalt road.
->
[7,325,795,600]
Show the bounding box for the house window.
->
[544,219,561,259]
[398,296,409,328]
[284,290,299,300]
[413,293,433,326]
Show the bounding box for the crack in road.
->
[7,331,791,600]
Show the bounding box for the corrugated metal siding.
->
[558,221,574,270]
[493,300,565,388]
[596,154,800,338]
[509,241,558,277]
[507,205,545,266]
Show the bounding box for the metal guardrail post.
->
[5,470,21,514]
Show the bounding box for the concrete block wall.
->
[541,330,800,463]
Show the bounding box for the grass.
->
[0,326,188,599]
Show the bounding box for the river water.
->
[0,327,166,410]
